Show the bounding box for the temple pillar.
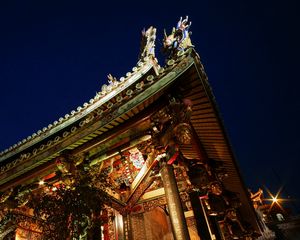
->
[160,163,190,240]
[123,214,131,240]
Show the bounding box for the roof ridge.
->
[0,26,158,159]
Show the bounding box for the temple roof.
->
[0,23,260,230]
[0,24,244,199]
[0,27,157,162]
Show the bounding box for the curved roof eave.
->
[0,27,158,162]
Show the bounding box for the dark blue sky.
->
[1,1,299,212]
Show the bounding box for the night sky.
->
[1,1,299,213]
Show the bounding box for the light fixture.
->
[264,186,286,213]
[272,196,278,204]
[39,179,45,185]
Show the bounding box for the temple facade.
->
[0,18,265,240]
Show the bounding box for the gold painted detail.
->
[0,46,195,188]
[139,27,156,61]
[151,96,193,146]
[163,16,194,58]
[0,209,43,238]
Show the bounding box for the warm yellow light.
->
[272,196,278,203]
[264,186,288,213]
[39,180,45,185]
[265,186,282,204]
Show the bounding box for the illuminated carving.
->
[139,26,156,60]
[223,208,247,239]
[187,162,211,190]
[129,148,145,169]
[173,122,192,145]
[151,97,193,146]
[163,16,193,57]
[0,188,13,203]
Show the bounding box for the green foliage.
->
[29,167,110,240]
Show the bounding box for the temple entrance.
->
[130,207,173,240]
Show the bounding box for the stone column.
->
[160,163,190,240]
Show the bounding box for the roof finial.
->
[163,16,194,58]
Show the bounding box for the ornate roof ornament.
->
[139,26,156,60]
[107,74,118,86]
[101,74,120,94]
[163,16,194,58]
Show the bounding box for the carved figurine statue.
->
[207,182,230,215]
[207,181,241,216]
[163,16,194,56]
[223,208,248,239]
[187,162,211,189]
[107,74,118,87]
[176,16,192,43]
[139,27,156,59]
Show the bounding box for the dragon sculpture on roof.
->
[163,16,194,57]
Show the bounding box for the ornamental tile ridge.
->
[0,59,157,161]
[0,50,195,176]
[0,26,158,160]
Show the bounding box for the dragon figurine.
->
[163,16,194,57]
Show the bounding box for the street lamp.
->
[264,187,286,216]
